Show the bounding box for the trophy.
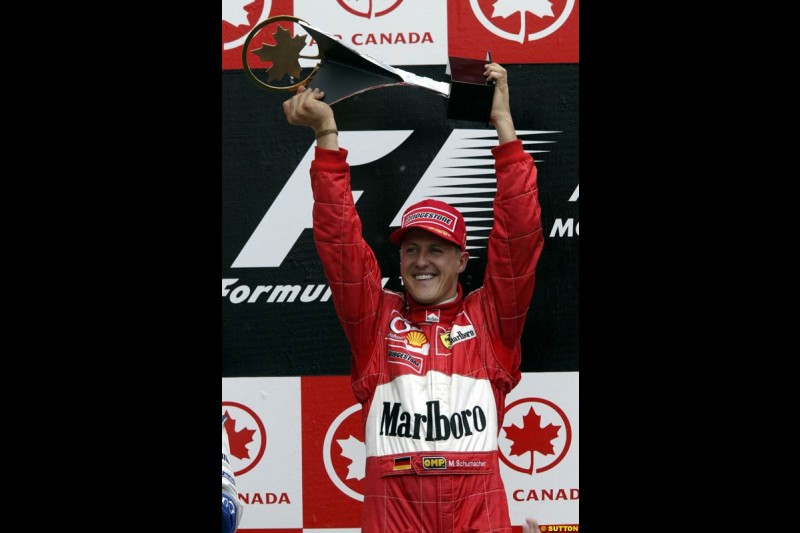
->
[241,16,495,123]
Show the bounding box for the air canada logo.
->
[469,0,576,44]
[337,0,404,18]
[323,403,366,501]
[222,401,268,476]
[221,0,294,70]
[222,0,267,51]
[499,397,572,475]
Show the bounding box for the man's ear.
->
[458,250,469,273]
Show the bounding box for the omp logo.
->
[469,0,576,44]
[337,0,404,19]
[422,456,446,469]
[232,129,558,268]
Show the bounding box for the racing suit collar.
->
[405,284,463,324]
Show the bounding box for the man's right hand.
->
[282,86,337,133]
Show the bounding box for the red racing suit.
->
[311,139,543,533]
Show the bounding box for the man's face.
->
[399,228,468,305]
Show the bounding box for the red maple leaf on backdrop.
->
[447,0,578,64]
[223,410,256,460]
[503,406,561,474]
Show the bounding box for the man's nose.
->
[414,251,431,265]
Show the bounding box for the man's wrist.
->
[315,128,339,139]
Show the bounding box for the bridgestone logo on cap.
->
[405,212,453,226]
[391,201,465,250]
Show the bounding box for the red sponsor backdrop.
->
[301,376,364,528]
[223,0,577,70]
[447,0,578,63]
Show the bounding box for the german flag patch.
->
[393,456,412,471]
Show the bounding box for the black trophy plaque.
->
[446,56,495,123]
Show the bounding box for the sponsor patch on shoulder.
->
[449,323,476,347]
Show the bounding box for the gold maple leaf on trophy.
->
[251,25,308,82]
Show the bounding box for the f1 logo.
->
[231,128,552,268]
[232,130,411,268]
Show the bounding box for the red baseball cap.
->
[389,199,467,251]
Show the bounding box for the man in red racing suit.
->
[283,63,543,533]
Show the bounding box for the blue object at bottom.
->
[222,493,238,533]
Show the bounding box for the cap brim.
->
[389,225,464,250]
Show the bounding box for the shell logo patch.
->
[405,330,427,348]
